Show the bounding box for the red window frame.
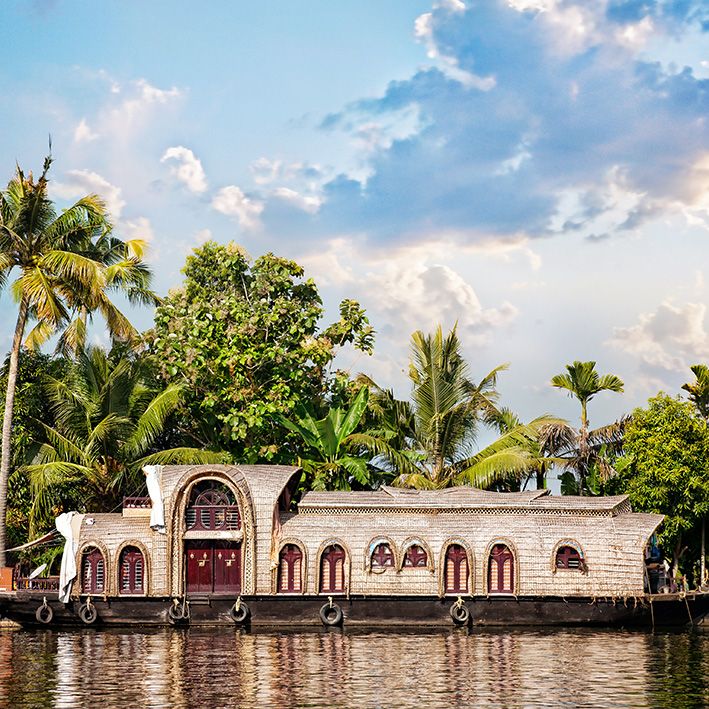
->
[488,544,515,593]
[81,547,106,594]
[119,546,145,595]
[371,543,395,569]
[403,545,428,568]
[444,544,469,594]
[320,545,345,593]
[278,544,303,593]
[556,545,584,570]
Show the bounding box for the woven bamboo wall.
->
[74,466,663,600]
[277,508,663,598]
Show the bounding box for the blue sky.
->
[1,0,708,431]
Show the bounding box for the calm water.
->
[1,627,708,708]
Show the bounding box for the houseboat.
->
[0,464,706,628]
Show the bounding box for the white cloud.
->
[161,146,208,193]
[608,300,709,372]
[51,169,126,219]
[373,259,518,340]
[122,216,154,243]
[302,237,518,343]
[414,8,495,89]
[250,157,283,185]
[272,187,322,214]
[194,228,212,244]
[97,78,183,144]
[211,185,264,230]
[74,118,98,143]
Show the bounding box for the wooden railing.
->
[185,505,240,532]
[123,496,152,509]
[16,576,60,591]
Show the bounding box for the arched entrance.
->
[184,480,243,594]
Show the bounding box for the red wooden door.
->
[488,544,514,593]
[186,542,213,593]
[213,543,241,593]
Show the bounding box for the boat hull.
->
[1,591,707,629]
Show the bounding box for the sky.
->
[0,0,707,432]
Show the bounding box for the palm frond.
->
[123,383,184,458]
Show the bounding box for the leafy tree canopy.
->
[149,242,374,462]
[609,394,709,572]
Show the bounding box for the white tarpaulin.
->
[56,511,83,603]
[144,465,166,534]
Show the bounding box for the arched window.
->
[119,546,145,595]
[403,544,428,568]
[185,480,240,531]
[278,544,303,593]
[371,543,394,570]
[488,544,514,594]
[556,545,584,570]
[81,547,105,594]
[320,544,345,593]
[444,544,469,594]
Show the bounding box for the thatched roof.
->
[298,486,632,516]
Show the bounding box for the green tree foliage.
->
[0,349,66,548]
[609,395,709,574]
[25,346,223,536]
[280,387,399,491]
[363,326,556,489]
[551,360,624,495]
[149,242,374,462]
[682,364,709,423]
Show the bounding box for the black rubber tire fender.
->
[167,603,185,623]
[229,602,250,624]
[319,602,343,626]
[78,602,98,625]
[35,604,53,624]
[450,603,470,625]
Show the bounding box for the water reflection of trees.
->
[648,633,709,709]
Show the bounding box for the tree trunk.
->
[0,298,29,567]
[701,518,706,587]
[578,402,589,497]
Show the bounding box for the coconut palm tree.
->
[52,230,158,356]
[0,156,157,563]
[24,346,223,536]
[551,361,624,495]
[0,156,109,563]
[362,326,556,489]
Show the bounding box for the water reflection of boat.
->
[1,464,708,629]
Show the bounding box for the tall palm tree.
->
[551,361,624,495]
[24,346,223,535]
[0,156,108,564]
[363,326,556,489]
[0,156,156,563]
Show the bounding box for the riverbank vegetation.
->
[2,158,709,584]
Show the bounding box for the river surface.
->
[1,627,708,708]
